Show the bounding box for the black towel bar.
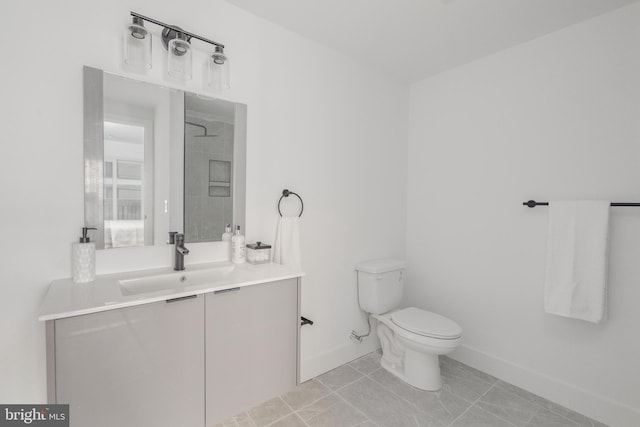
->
[523,200,640,208]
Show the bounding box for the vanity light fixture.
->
[124,12,229,88]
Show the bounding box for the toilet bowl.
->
[355,259,463,391]
[373,307,462,390]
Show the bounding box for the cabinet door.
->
[206,279,299,425]
[55,295,205,427]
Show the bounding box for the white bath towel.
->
[273,216,302,269]
[544,201,610,323]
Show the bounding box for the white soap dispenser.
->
[72,227,97,283]
[231,225,246,264]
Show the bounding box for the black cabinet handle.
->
[214,287,241,295]
[166,295,197,303]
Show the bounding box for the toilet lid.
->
[391,307,462,339]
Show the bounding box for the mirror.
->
[83,67,246,249]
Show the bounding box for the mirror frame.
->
[83,66,246,249]
[84,67,105,249]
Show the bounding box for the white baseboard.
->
[451,344,640,427]
[300,338,380,382]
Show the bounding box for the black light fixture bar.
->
[131,11,225,49]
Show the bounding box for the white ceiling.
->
[226,0,638,83]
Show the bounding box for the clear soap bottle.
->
[222,224,233,242]
[222,224,233,261]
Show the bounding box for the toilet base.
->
[404,349,442,391]
[377,321,445,391]
[380,348,442,391]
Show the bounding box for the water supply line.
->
[350,314,372,343]
[350,274,372,343]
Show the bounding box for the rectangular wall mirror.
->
[83,67,246,250]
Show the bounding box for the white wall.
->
[0,0,408,402]
[406,4,640,426]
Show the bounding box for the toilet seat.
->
[391,307,462,340]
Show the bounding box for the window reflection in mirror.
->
[102,73,171,249]
[103,121,146,248]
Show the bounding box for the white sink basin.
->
[120,265,235,296]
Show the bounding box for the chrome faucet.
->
[173,233,189,271]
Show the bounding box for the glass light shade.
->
[167,37,192,81]
[123,22,152,71]
[206,49,230,92]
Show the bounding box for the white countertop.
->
[39,262,304,321]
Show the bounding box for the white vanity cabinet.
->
[206,278,300,425]
[49,294,205,427]
[44,275,301,427]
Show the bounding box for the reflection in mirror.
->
[102,71,173,248]
[184,95,236,242]
[83,66,247,250]
[103,121,146,247]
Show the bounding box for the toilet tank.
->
[355,259,406,314]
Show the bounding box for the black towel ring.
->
[278,189,304,217]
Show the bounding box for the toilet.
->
[355,259,462,391]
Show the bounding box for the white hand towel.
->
[273,216,302,269]
[108,220,145,248]
[544,201,610,323]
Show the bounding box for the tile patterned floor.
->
[215,351,607,427]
